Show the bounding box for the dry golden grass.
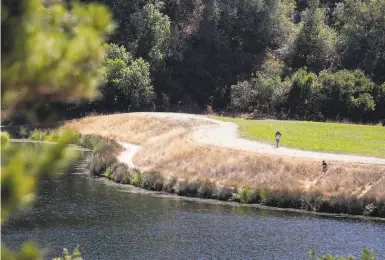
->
[134,130,385,199]
[65,113,385,200]
[64,113,192,144]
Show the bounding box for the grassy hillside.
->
[215,117,385,158]
[64,113,385,217]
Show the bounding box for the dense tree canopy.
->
[4,0,385,123]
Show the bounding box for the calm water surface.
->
[2,174,385,260]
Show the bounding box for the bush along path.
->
[23,128,385,219]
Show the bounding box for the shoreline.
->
[85,173,385,223]
[8,131,385,221]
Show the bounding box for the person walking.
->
[322,160,328,173]
[275,131,281,148]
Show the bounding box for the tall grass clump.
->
[215,186,235,201]
[110,163,129,183]
[308,247,375,260]
[29,129,46,141]
[102,166,113,178]
[131,171,143,186]
[237,185,252,204]
[262,190,305,209]
[141,172,164,191]
[28,128,80,143]
[77,134,105,151]
[163,177,178,193]
[197,179,216,199]
[1,132,10,148]
[88,145,118,176]
[45,130,61,142]
[184,180,200,197]
[121,171,133,184]
[175,179,188,196]
[258,189,268,204]
[19,127,28,138]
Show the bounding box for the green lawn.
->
[215,117,385,158]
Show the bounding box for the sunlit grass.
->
[72,113,385,216]
[215,117,385,158]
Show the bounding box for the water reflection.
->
[2,174,385,260]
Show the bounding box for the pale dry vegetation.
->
[64,113,385,201]
[64,113,192,144]
[134,130,385,200]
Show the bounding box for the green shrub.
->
[121,171,132,184]
[377,201,385,218]
[80,135,105,151]
[163,177,177,193]
[87,145,118,176]
[308,247,375,260]
[258,189,268,204]
[53,247,82,260]
[141,172,164,191]
[215,186,234,201]
[29,129,46,141]
[175,179,188,196]
[131,172,143,186]
[264,190,304,209]
[197,179,216,199]
[318,70,376,120]
[184,180,199,197]
[102,166,112,178]
[77,134,122,153]
[44,130,60,142]
[1,132,10,149]
[110,162,129,182]
[28,129,80,144]
[238,185,251,204]
[301,192,325,212]
[19,127,28,138]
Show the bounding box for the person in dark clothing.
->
[322,160,328,173]
[275,131,281,148]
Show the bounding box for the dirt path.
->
[129,112,385,165]
[117,142,141,168]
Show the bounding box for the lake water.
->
[2,174,385,259]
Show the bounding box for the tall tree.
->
[130,3,171,62]
[289,0,336,72]
[336,0,385,83]
[97,43,154,112]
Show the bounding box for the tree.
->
[336,0,385,83]
[370,82,385,123]
[286,68,322,118]
[230,80,257,111]
[130,3,171,62]
[118,58,155,109]
[230,54,288,114]
[318,69,376,120]
[1,0,113,258]
[289,0,336,72]
[105,43,133,65]
[97,43,132,111]
[97,44,154,111]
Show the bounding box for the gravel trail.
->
[120,112,385,165]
